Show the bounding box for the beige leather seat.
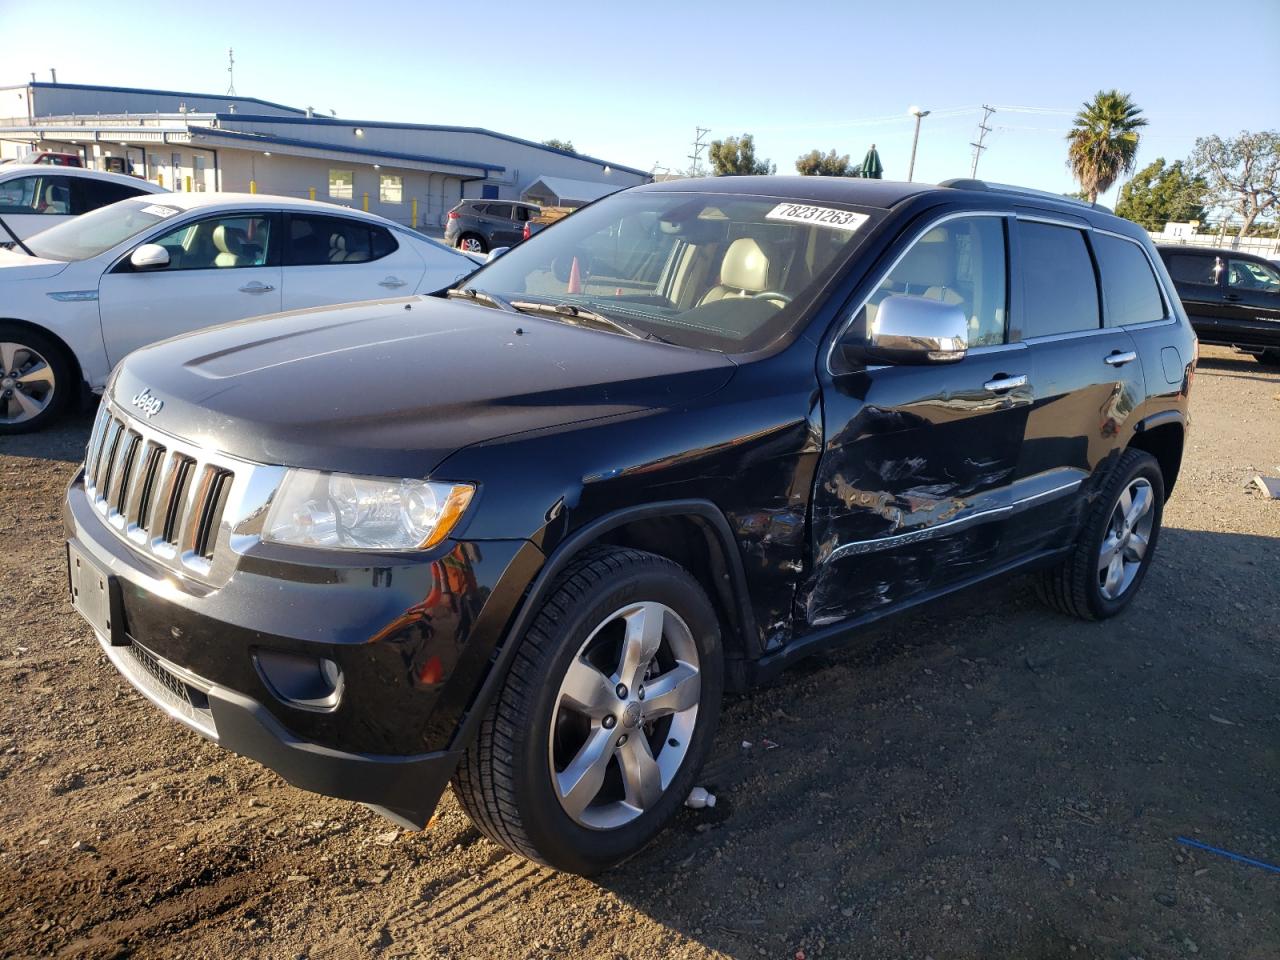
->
[866,230,967,327]
[42,184,69,214]
[212,225,246,267]
[328,234,348,263]
[699,237,772,305]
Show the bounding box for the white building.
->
[0,81,648,230]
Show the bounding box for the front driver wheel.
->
[453,546,722,874]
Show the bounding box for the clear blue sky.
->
[2,0,1277,203]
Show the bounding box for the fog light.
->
[254,649,344,711]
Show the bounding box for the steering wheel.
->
[752,290,792,304]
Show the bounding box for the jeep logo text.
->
[131,388,163,418]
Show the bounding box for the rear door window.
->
[1164,253,1220,286]
[1094,234,1166,327]
[71,178,150,215]
[486,203,513,221]
[286,214,397,265]
[1018,221,1100,338]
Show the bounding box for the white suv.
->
[0,193,479,432]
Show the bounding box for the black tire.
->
[457,232,487,254]
[1035,449,1165,620]
[452,546,723,874]
[1254,348,1280,367]
[0,322,73,435]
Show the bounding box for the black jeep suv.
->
[65,176,1196,874]
[1156,245,1280,365]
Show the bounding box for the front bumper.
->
[64,469,544,827]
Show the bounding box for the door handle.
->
[378,277,408,288]
[1104,350,1138,367]
[238,282,275,294]
[983,374,1028,393]
[1225,293,1242,302]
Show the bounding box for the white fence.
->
[1148,223,1280,259]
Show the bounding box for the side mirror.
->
[129,243,170,270]
[862,295,968,364]
[486,247,510,262]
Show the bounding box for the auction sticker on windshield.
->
[766,203,868,232]
[140,204,181,218]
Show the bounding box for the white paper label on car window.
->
[140,204,181,218]
[766,202,868,232]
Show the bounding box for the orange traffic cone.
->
[567,256,582,294]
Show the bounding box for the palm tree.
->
[1066,90,1148,204]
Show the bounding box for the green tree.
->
[709,133,775,176]
[1066,90,1148,204]
[1115,158,1207,230]
[542,138,576,154]
[796,148,853,177]
[1189,130,1280,237]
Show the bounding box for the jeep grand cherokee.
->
[64,176,1196,874]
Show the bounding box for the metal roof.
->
[522,175,626,204]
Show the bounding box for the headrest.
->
[892,230,953,289]
[212,224,246,256]
[330,234,347,250]
[720,237,771,292]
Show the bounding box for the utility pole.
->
[226,48,236,97]
[688,127,710,178]
[969,104,996,179]
[907,106,930,182]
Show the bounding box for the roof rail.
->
[938,178,1112,213]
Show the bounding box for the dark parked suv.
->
[1156,245,1280,364]
[443,198,541,253]
[65,176,1195,874]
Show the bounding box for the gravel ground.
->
[1,345,1277,960]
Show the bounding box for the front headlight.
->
[263,470,474,551]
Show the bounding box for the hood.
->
[111,296,737,477]
[0,247,70,280]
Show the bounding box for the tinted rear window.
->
[1094,234,1165,326]
[486,203,513,220]
[1019,222,1100,337]
[1164,252,1219,285]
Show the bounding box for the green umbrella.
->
[860,145,883,179]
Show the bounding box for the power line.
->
[687,126,710,177]
[969,104,996,178]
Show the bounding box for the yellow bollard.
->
[411,197,418,229]
[157,172,164,188]
[250,180,257,194]
[362,191,369,212]
[185,175,192,192]
[308,186,316,201]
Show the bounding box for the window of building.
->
[286,214,399,266]
[859,215,1008,347]
[193,155,207,192]
[329,169,354,200]
[379,174,403,204]
[1018,222,1100,338]
[1093,234,1166,327]
[147,214,273,270]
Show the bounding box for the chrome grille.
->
[82,401,285,585]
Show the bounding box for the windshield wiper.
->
[446,286,518,314]
[0,215,34,256]
[509,300,664,342]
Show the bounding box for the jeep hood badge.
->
[131,388,164,418]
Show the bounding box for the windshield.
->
[458,191,877,352]
[25,197,184,261]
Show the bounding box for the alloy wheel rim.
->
[0,341,56,425]
[1098,477,1155,600]
[460,237,482,253]
[548,600,701,830]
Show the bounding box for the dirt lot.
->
[1,345,1277,960]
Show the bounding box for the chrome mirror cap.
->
[866,295,968,364]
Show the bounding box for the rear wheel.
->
[1035,449,1164,620]
[0,324,72,434]
[1254,348,1280,367]
[453,546,723,874]
[457,233,486,254]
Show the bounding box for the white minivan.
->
[0,165,166,246]
[0,193,480,431]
